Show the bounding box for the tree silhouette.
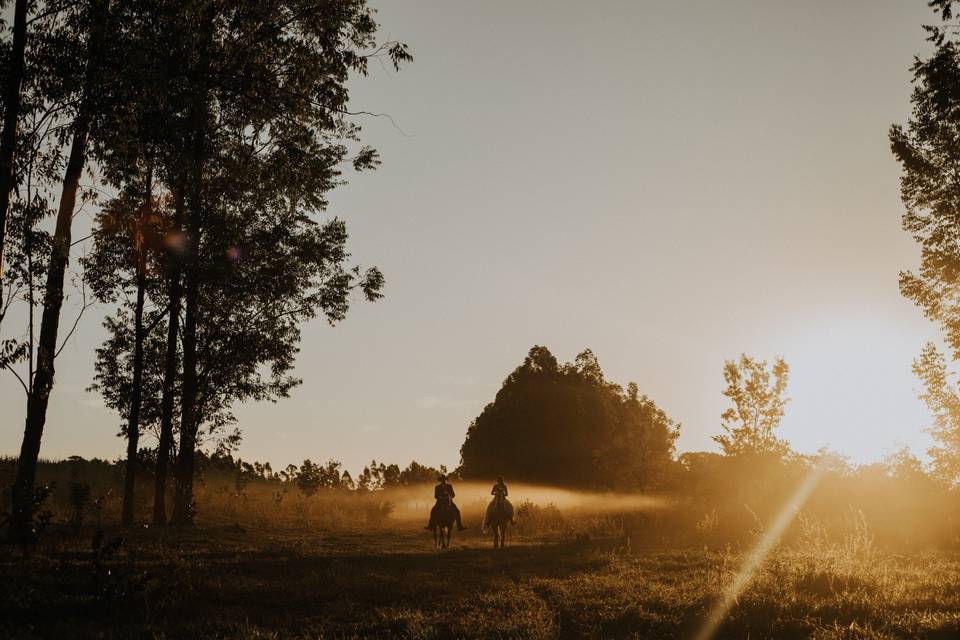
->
[6,0,410,535]
[9,0,113,542]
[164,0,408,526]
[459,345,679,490]
[913,344,960,486]
[891,5,960,359]
[84,181,169,526]
[891,3,960,487]
[713,354,791,459]
[0,0,28,319]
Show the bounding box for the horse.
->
[430,496,456,550]
[486,494,511,549]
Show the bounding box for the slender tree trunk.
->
[0,0,28,322]
[121,163,152,527]
[152,184,184,526]
[169,248,198,526]
[170,11,213,527]
[121,270,146,526]
[8,0,109,542]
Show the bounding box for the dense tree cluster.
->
[890,0,960,487]
[458,345,680,491]
[0,0,410,539]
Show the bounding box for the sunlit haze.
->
[0,0,942,472]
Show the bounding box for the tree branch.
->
[143,302,172,336]
[55,282,92,359]
[4,363,29,396]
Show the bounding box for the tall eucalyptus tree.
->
[164,0,409,525]
[9,0,114,542]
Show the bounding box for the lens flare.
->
[694,466,824,640]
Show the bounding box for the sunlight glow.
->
[694,466,824,640]
[389,482,667,521]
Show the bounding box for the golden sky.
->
[0,0,945,473]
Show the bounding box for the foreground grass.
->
[2,526,959,639]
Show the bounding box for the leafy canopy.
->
[459,345,679,490]
[713,354,791,459]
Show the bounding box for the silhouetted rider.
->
[486,474,515,526]
[491,476,508,499]
[425,474,466,531]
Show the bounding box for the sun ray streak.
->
[694,466,824,640]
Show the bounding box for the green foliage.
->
[891,30,960,359]
[357,460,401,491]
[459,345,679,490]
[913,343,960,486]
[51,0,414,525]
[713,354,791,459]
[890,5,960,489]
[293,459,350,496]
[89,308,176,442]
[355,459,447,491]
[398,460,447,486]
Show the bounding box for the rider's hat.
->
[437,473,447,481]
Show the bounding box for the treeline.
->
[459,345,960,548]
[459,343,960,494]
[230,457,449,494]
[0,0,410,541]
[458,346,795,493]
[0,453,450,530]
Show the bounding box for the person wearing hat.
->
[425,473,466,531]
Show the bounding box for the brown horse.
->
[486,494,511,549]
[430,497,456,549]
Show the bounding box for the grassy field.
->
[3,523,960,639]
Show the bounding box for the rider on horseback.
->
[425,474,466,531]
[486,475,516,527]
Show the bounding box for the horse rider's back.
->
[435,481,455,502]
[426,475,466,531]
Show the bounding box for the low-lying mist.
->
[382,482,667,521]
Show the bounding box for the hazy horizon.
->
[0,0,945,476]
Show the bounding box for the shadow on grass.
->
[0,526,607,638]
[5,528,960,639]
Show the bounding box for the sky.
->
[0,0,947,475]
